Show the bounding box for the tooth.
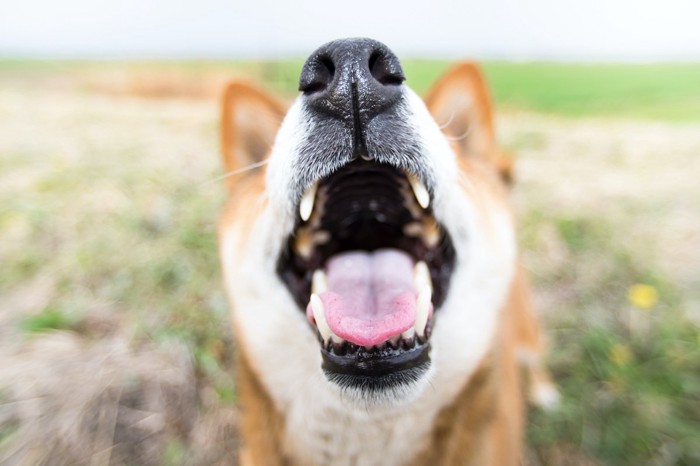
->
[413,261,432,292]
[312,230,331,245]
[423,217,440,247]
[407,174,430,209]
[310,294,332,342]
[401,186,425,219]
[312,269,328,294]
[414,286,432,338]
[389,334,401,347]
[299,182,318,222]
[403,222,423,237]
[401,327,416,340]
[310,294,342,343]
[293,228,313,260]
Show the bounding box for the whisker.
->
[437,111,456,130]
[445,125,473,142]
[199,159,270,188]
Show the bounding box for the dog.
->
[217,38,557,465]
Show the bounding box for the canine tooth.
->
[310,294,342,343]
[310,294,332,342]
[401,327,416,340]
[407,174,430,209]
[312,269,328,294]
[299,182,318,222]
[413,261,432,291]
[415,286,432,338]
[401,186,425,219]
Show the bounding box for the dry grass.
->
[1,65,698,465]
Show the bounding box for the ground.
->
[0,62,698,465]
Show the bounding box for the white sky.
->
[1,0,699,60]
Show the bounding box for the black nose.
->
[299,38,405,130]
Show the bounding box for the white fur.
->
[220,88,516,465]
[265,99,309,220]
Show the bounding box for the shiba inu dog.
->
[218,38,556,465]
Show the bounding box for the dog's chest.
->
[283,398,436,466]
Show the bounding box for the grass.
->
[520,210,700,465]
[483,62,700,121]
[0,60,699,464]
[19,307,80,333]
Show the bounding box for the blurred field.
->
[1,61,699,465]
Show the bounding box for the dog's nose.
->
[299,38,405,128]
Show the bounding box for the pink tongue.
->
[311,249,417,347]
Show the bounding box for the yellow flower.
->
[628,284,659,309]
[609,344,632,367]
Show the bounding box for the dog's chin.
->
[325,358,434,408]
[322,340,431,398]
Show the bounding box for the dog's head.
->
[219,38,516,407]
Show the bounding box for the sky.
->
[1,0,699,60]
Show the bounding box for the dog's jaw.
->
[219,77,517,463]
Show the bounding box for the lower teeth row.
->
[324,329,431,355]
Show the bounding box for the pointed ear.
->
[424,62,513,184]
[220,81,286,177]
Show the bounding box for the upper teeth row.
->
[309,261,433,345]
[299,173,430,222]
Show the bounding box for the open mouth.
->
[277,160,455,391]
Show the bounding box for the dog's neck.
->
[235,344,439,465]
[235,309,523,466]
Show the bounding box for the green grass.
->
[19,307,80,333]
[483,62,700,121]
[520,211,700,465]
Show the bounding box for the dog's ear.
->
[220,81,286,181]
[424,63,513,183]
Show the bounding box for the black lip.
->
[321,342,431,392]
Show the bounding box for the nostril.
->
[300,55,336,95]
[368,50,405,86]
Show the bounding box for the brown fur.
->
[235,346,289,466]
[218,62,553,465]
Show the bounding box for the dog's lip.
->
[321,339,431,384]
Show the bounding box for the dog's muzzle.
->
[277,39,456,393]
